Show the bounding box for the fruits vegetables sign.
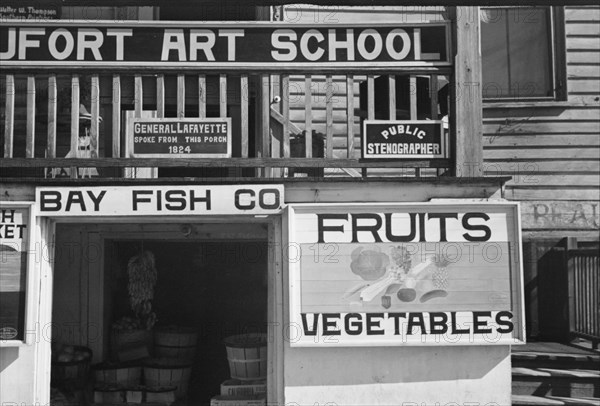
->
[287,203,525,346]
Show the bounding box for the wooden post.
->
[325,74,333,159]
[451,6,483,178]
[346,75,354,159]
[47,75,57,159]
[177,74,185,118]
[26,76,36,158]
[4,75,15,158]
[112,75,121,158]
[240,75,249,158]
[198,75,206,119]
[156,74,165,118]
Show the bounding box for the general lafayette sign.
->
[130,118,231,158]
[0,21,450,69]
[287,203,525,346]
[36,185,283,216]
[363,120,447,159]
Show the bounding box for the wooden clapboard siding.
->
[484,6,600,217]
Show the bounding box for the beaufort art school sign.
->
[0,21,450,70]
[287,202,525,346]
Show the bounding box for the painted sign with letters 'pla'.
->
[35,185,283,216]
[287,202,525,346]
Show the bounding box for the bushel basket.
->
[224,333,267,381]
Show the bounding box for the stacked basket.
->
[210,334,267,406]
[224,334,267,382]
[143,326,198,400]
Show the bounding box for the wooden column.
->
[451,6,483,177]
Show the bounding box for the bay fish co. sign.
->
[0,21,450,70]
[36,185,283,216]
[287,203,525,346]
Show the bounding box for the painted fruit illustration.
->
[350,247,389,281]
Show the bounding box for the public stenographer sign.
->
[363,120,447,159]
[287,202,525,346]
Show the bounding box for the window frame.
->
[481,6,567,103]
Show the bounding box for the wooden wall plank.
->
[177,74,185,118]
[483,107,600,121]
[240,74,249,158]
[325,74,333,159]
[566,23,600,36]
[503,174,600,187]
[3,74,14,158]
[568,79,600,93]
[565,7,600,21]
[567,36,600,50]
[483,121,600,134]
[484,148,599,159]
[567,51,600,64]
[26,76,35,158]
[198,74,206,119]
[506,188,600,201]
[568,64,600,77]
[483,134,600,147]
[112,75,121,158]
[484,160,599,174]
[47,75,57,159]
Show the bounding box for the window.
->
[481,7,564,100]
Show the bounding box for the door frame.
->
[34,215,284,405]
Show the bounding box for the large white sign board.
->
[287,202,525,346]
[36,185,283,216]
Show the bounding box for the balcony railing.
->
[0,21,454,180]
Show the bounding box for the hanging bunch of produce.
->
[127,250,158,330]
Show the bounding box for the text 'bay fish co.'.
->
[35,186,284,216]
[287,205,524,346]
[0,24,449,65]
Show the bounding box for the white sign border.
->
[0,201,37,347]
[128,117,232,158]
[362,120,448,159]
[287,201,526,347]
